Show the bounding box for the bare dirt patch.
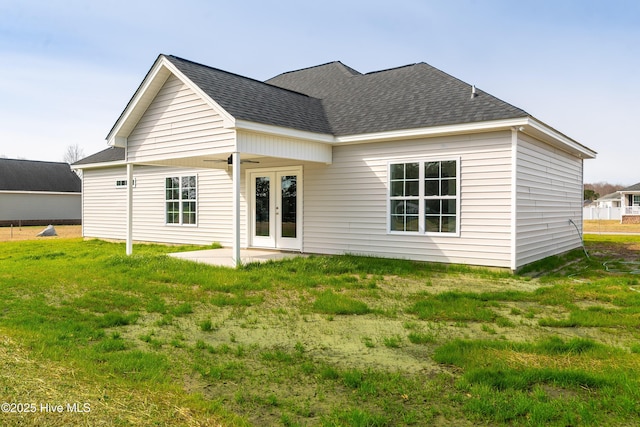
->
[0,225,82,242]
[584,219,640,234]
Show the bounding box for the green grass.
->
[312,289,371,315]
[433,336,640,424]
[1,235,640,425]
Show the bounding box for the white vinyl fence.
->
[583,207,622,220]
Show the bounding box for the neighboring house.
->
[584,192,622,221]
[620,182,640,223]
[74,54,596,270]
[0,158,81,226]
[595,192,622,208]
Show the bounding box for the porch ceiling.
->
[140,153,266,169]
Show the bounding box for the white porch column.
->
[126,162,133,255]
[232,152,241,267]
[510,127,519,271]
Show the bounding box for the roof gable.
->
[165,56,332,135]
[107,55,238,146]
[0,159,81,192]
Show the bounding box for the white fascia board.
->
[334,117,597,160]
[71,160,127,170]
[106,55,236,145]
[106,56,170,145]
[526,117,597,159]
[334,118,530,144]
[235,118,531,145]
[234,119,335,143]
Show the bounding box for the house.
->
[584,192,623,220]
[620,183,640,223]
[0,158,81,226]
[73,54,596,270]
[595,192,622,209]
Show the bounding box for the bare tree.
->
[584,182,626,199]
[63,144,85,164]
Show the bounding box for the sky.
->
[1,0,638,185]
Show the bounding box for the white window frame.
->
[387,157,460,237]
[165,175,198,226]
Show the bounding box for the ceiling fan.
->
[203,155,260,165]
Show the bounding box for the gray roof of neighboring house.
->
[597,192,621,200]
[0,158,81,192]
[621,182,640,192]
[73,147,125,165]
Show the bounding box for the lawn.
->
[1,235,640,426]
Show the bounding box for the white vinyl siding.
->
[82,130,586,269]
[237,131,332,163]
[303,132,514,268]
[514,134,583,268]
[127,75,235,163]
[82,165,233,246]
[82,168,128,240]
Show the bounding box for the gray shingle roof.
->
[169,56,529,137]
[73,147,125,165]
[83,56,536,165]
[621,182,640,192]
[597,192,621,200]
[266,61,529,136]
[0,158,81,192]
[165,56,332,134]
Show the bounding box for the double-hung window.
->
[165,176,197,225]
[389,159,459,235]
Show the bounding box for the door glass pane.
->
[255,177,270,237]
[281,175,297,238]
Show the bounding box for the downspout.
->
[510,127,520,271]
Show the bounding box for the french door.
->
[249,168,301,250]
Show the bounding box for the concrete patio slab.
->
[168,248,305,268]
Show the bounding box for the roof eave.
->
[234,119,335,143]
[71,160,127,170]
[526,117,597,159]
[334,118,528,144]
[333,117,596,159]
